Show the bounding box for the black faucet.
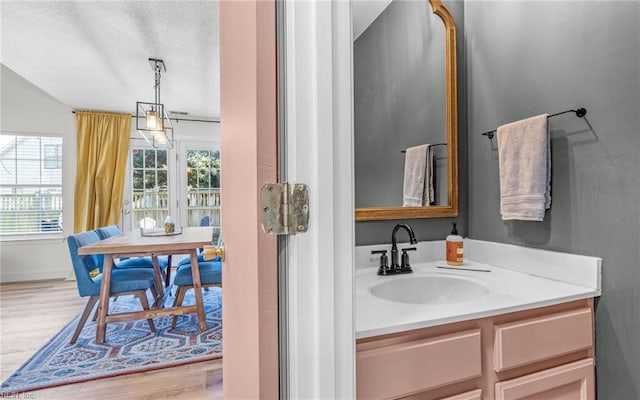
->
[390,223,418,272]
[371,223,418,275]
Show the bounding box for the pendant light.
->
[136,58,174,148]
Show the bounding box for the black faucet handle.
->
[399,247,416,273]
[372,249,390,275]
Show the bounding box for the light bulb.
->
[146,110,159,130]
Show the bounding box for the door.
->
[122,139,175,232]
[122,139,219,236]
[219,3,279,399]
[178,141,221,234]
[219,1,354,398]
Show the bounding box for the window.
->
[0,134,63,235]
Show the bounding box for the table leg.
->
[189,249,207,331]
[165,255,173,287]
[96,254,113,344]
[151,255,165,298]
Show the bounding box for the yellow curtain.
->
[74,111,131,233]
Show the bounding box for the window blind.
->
[0,134,63,235]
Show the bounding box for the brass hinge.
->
[261,183,309,235]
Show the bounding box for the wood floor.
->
[0,278,223,399]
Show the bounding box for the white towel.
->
[402,144,434,207]
[497,114,550,221]
[424,146,434,205]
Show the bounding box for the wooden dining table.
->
[78,226,214,344]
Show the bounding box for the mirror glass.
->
[353,0,458,221]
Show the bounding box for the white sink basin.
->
[370,274,490,304]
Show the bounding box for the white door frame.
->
[282,1,355,398]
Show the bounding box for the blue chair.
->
[177,235,222,268]
[170,259,222,328]
[95,225,171,286]
[177,253,206,267]
[195,216,211,253]
[94,224,122,240]
[67,230,158,343]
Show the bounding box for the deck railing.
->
[0,192,63,233]
[0,192,62,211]
[0,189,221,234]
[131,188,220,229]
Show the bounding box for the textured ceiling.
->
[0,0,389,120]
[1,1,219,120]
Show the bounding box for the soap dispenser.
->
[446,222,463,266]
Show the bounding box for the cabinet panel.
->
[438,388,482,400]
[494,308,592,371]
[495,358,594,400]
[357,329,481,400]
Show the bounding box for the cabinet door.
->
[495,359,594,400]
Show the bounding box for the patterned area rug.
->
[1,287,222,394]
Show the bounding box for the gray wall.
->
[465,2,640,398]
[355,0,467,245]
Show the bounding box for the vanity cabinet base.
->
[356,299,594,399]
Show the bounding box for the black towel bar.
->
[400,143,447,153]
[481,108,587,140]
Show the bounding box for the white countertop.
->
[356,239,601,339]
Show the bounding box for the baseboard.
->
[0,269,70,283]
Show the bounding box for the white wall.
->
[0,64,219,282]
[1,64,76,282]
[135,119,220,142]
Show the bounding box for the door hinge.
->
[261,183,309,235]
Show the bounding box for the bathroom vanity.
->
[355,240,601,400]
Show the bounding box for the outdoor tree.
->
[187,150,220,189]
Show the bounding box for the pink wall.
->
[220,1,278,398]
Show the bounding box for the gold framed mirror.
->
[354,0,458,221]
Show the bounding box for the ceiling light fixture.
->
[136,58,174,148]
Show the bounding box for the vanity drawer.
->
[494,308,593,372]
[495,358,594,400]
[357,329,481,400]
